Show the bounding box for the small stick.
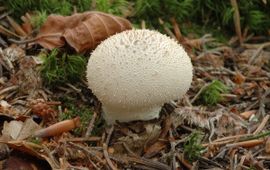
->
[226,139,264,148]
[258,89,270,117]
[0,25,20,38]
[59,136,101,142]
[126,156,171,170]
[215,134,251,142]
[122,142,137,157]
[246,77,270,81]
[169,129,176,170]
[0,10,12,20]
[85,111,97,137]
[176,153,192,170]
[253,115,270,135]
[230,0,242,44]
[158,18,177,40]
[248,42,270,65]
[132,165,156,170]
[0,85,19,96]
[103,143,118,170]
[204,131,270,147]
[6,16,27,36]
[103,126,117,170]
[8,37,37,44]
[183,95,192,107]
[8,33,63,44]
[170,17,183,42]
[66,83,81,93]
[203,139,236,147]
[43,144,60,169]
[238,155,246,169]
[68,142,104,164]
[190,83,208,103]
[106,126,114,145]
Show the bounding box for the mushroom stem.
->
[103,106,161,124]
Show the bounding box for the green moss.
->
[134,0,162,19]
[183,131,205,162]
[4,0,270,35]
[58,97,105,136]
[75,0,92,12]
[199,80,229,106]
[40,49,86,88]
[5,0,73,17]
[59,101,93,136]
[94,0,129,16]
[164,0,194,21]
[180,23,229,43]
[132,0,270,35]
[246,10,268,32]
[3,0,270,43]
[28,137,41,144]
[30,11,48,29]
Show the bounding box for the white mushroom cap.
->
[86,29,193,124]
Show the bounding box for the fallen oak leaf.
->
[35,11,132,52]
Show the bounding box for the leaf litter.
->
[35,11,132,52]
[0,7,269,170]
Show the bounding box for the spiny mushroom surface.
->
[86,29,193,124]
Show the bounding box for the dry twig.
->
[253,115,270,135]
[85,111,98,137]
[103,126,117,170]
[230,0,242,43]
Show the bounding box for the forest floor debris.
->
[0,7,269,170]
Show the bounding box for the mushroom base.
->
[102,106,161,124]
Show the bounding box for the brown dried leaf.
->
[36,11,132,52]
[0,141,55,169]
[143,141,166,157]
[3,154,43,170]
[240,110,256,120]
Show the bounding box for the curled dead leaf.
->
[35,11,132,52]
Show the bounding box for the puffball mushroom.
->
[86,29,193,124]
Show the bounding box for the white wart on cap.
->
[86,29,193,124]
